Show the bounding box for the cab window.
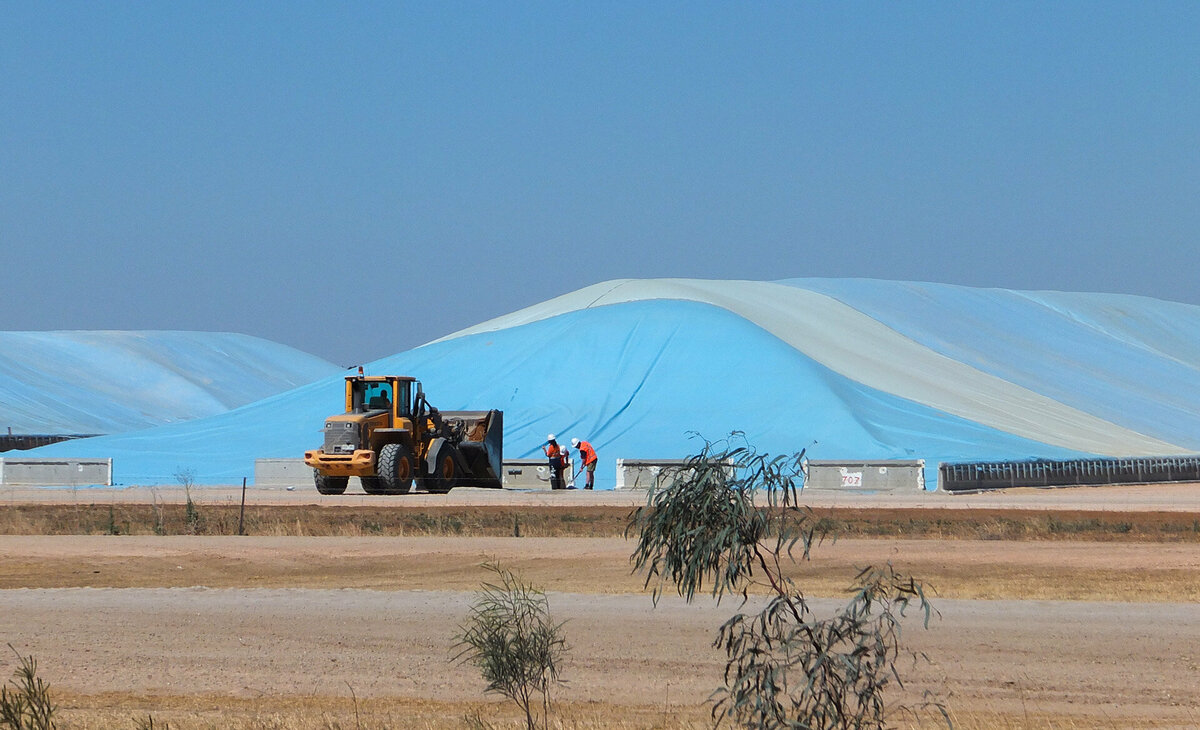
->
[393,381,412,416]
[354,382,393,412]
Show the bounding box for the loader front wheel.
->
[360,476,387,495]
[378,443,414,494]
[313,471,348,495]
[426,442,460,494]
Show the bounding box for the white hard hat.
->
[570,437,580,448]
[547,433,556,441]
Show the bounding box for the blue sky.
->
[4,3,1198,365]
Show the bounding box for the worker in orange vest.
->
[543,434,566,490]
[570,437,598,490]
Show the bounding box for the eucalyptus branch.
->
[627,433,949,729]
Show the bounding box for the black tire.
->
[314,471,348,495]
[377,443,414,495]
[360,476,387,495]
[426,442,460,494]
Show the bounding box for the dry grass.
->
[54,692,714,729]
[8,499,1193,602]
[0,504,629,538]
[1,531,1198,601]
[911,707,1200,729]
[0,553,1193,602]
[49,692,1199,729]
[780,558,1200,603]
[2,503,1199,541]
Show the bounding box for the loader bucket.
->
[441,409,503,488]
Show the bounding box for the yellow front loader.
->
[303,372,503,495]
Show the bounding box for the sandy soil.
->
[0,535,1197,727]
[2,536,1200,602]
[2,587,1197,727]
[1,484,1199,727]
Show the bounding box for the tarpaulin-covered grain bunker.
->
[20,279,1200,487]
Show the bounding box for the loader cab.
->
[347,377,415,417]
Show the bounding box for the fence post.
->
[238,477,247,536]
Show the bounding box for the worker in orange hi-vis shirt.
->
[570,437,598,490]
[543,434,566,490]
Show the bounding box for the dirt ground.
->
[1,485,1199,728]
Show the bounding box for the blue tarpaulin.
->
[19,279,1200,489]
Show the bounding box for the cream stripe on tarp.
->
[430,278,1184,457]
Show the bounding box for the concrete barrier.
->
[804,460,925,492]
[502,458,575,489]
[0,457,113,486]
[254,457,575,490]
[616,458,927,492]
[254,458,313,487]
[614,459,733,490]
[502,459,552,489]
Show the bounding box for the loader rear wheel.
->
[378,443,414,494]
[313,471,348,495]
